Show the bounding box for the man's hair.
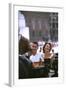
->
[19,36,30,54]
[33,42,38,47]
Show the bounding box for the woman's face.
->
[44,44,51,53]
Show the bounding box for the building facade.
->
[19,11,58,42]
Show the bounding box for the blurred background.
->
[18,11,58,53]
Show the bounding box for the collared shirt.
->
[30,53,44,62]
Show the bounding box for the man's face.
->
[31,44,38,55]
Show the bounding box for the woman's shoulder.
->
[49,53,54,58]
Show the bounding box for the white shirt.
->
[30,53,44,62]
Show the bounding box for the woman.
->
[43,43,54,59]
[43,43,54,77]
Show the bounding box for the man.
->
[19,35,32,78]
[30,42,44,68]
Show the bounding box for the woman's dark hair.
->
[43,43,52,53]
